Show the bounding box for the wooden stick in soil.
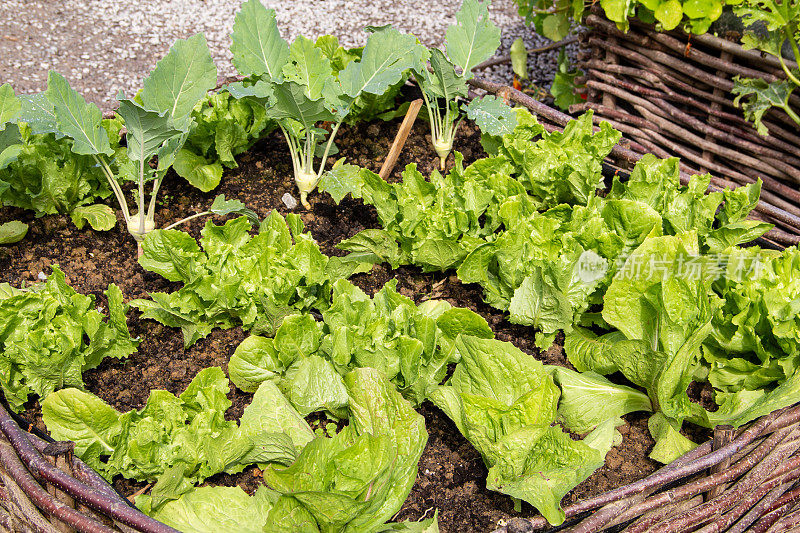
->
[379,99,423,180]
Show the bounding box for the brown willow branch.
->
[0,405,178,533]
[653,427,800,532]
[752,485,800,533]
[587,69,800,174]
[0,439,113,533]
[471,36,579,71]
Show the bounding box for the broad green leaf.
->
[267,82,336,129]
[654,0,683,30]
[239,380,315,452]
[174,149,224,191]
[564,327,626,375]
[486,424,609,525]
[0,220,28,244]
[343,368,428,532]
[552,367,652,433]
[420,48,467,101]
[17,93,59,135]
[229,335,283,392]
[648,412,697,463]
[318,161,364,204]
[41,388,120,471]
[145,486,276,533]
[209,194,259,226]
[45,72,112,156]
[70,204,116,231]
[117,99,182,163]
[284,35,336,100]
[339,28,428,99]
[0,84,21,127]
[445,0,501,77]
[510,38,528,80]
[732,77,798,136]
[463,95,517,136]
[0,124,22,168]
[141,33,217,124]
[282,355,349,418]
[231,0,289,80]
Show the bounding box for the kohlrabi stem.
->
[315,120,343,179]
[93,155,131,225]
[137,157,146,236]
[146,174,165,226]
[163,211,211,230]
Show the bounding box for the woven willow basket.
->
[572,9,800,249]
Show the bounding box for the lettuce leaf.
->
[131,212,360,347]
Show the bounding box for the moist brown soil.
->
[0,112,708,532]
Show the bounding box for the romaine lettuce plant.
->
[228,279,493,409]
[227,0,427,208]
[43,368,312,507]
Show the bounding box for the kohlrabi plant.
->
[227,0,428,209]
[26,34,253,254]
[0,84,28,243]
[414,0,505,169]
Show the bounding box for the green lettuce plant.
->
[0,266,138,410]
[227,0,427,208]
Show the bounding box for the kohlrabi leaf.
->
[420,48,468,101]
[141,33,217,126]
[283,35,336,101]
[463,95,517,136]
[230,0,289,80]
[17,93,59,135]
[69,204,117,231]
[339,28,428,99]
[117,99,182,163]
[45,71,113,156]
[209,194,259,227]
[267,81,336,128]
[551,367,652,433]
[445,0,501,78]
[510,38,528,80]
[318,161,364,204]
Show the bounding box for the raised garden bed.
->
[2,1,800,532]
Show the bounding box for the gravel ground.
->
[0,0,570,111]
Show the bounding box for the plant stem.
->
[163,211,211,230]
[778,53,800,87]
[146,174,165,226]
[315,120,344,179]
[92,155,130,225]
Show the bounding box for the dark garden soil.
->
[0,110,706,532]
